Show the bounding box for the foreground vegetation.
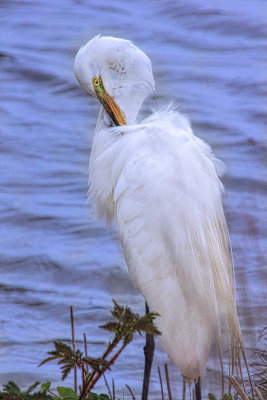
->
[0,301,266,400]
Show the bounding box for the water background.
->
[0,0,266,398]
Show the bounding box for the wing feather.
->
[89,110,242,379]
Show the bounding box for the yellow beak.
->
[93,77,127,126]
[103,91,127,126]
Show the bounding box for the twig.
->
[228,376,248,400]
[125,384,136,400]
[70,305,77,393]
[157,366,164,400]
[241,343,254,397]
[48,389,61,400]
[112,379,115,400]
[256,384,266,393]
[164,363,172,400]
[103,373,112,400]
[255,386,264,400]
[218,342,224,397]
[237,345,246,395]
[228,349,232,395]
[81,365,85,388]
[83,333,89,372]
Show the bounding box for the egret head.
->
[73,35,155,125]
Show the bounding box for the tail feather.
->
[184,210,244,381]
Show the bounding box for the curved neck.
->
[95,87,146,130]
[115,85,147,125]
[95,78,152,127]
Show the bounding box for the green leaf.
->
[208,394,217,400]
[3,381,21,396]
[57,387,78,400]
[40,341,83,382]
[100,322,120,333]
[222,395,232,400]
[83,356,109,371]
[88,393,99,400]
[87,393,110,400]
[41,382,51,392]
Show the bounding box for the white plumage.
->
[73,35,242,381]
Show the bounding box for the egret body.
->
[73,35,242,383]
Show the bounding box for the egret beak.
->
[92,76,126,126]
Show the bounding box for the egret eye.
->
[92,77,100,86]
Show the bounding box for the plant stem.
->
[78,341,127,399]
[83,333,89,372]
[112,379,115,400]
[48,389,61,400]
[70,305,77,393]
[157,366,164,400]
[103,373,112,399]
[164,363,172,400]
[125,384,136,400]
[81,334,122,393]
[89,343,127,390]
[229,376,248,400]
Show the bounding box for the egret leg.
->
[195,378,201,400]
[182,377,186,400]
[142,302,155,400]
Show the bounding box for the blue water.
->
[0,1,266,398]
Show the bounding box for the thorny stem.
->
[102,336,122,360]
[82,365,85,388]
[78,341,127,400]
[80,334,122,395]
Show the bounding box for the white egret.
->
[73,35,244,395]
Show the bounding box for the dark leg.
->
[195,378,201,400]
[142,302,155,400]
[182,377,186,400]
